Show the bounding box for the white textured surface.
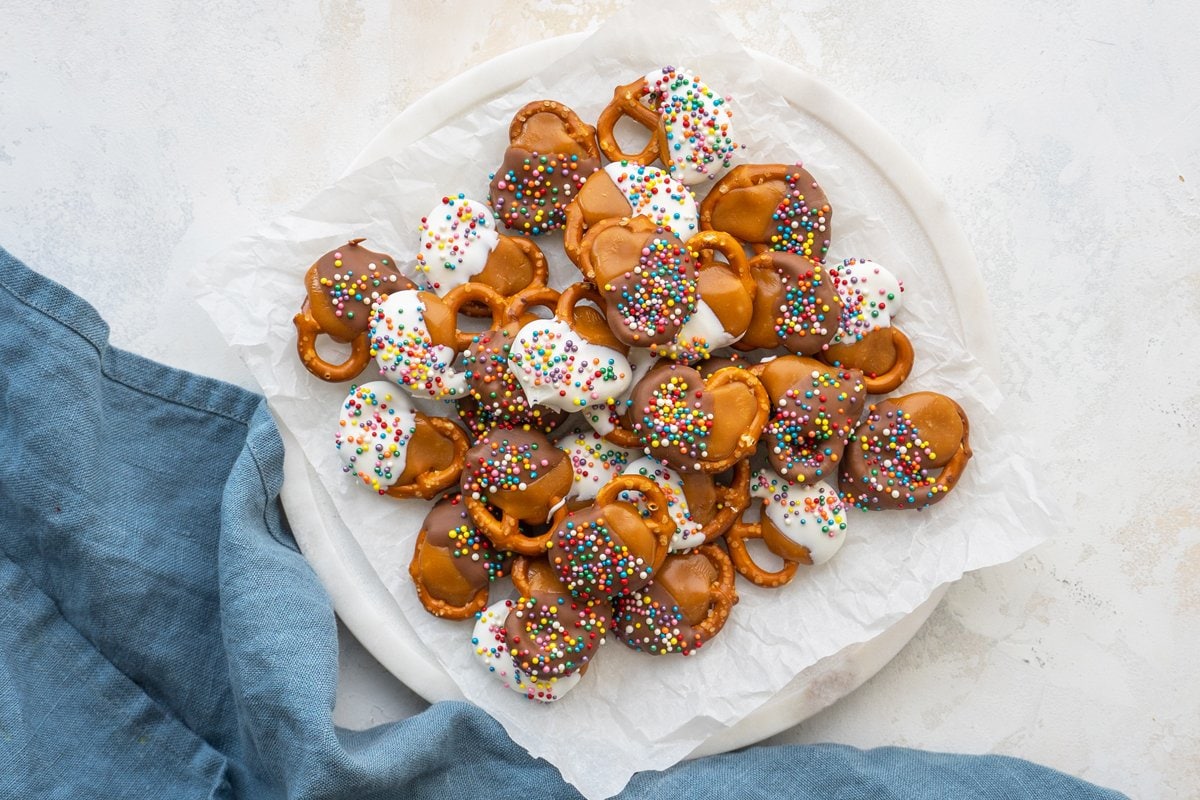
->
[1,2,1197,798]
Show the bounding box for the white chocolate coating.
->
[369,289,467,401]
[415,195,500,293]
[603,162,699,239]
[751,470,849,565]
[652,298,740,363]
[507,318,633,413]
[471,600,581,703]
[830,258,905,345]
[643,66,738,185]
[559,430,638,502]
[333,381,419,494]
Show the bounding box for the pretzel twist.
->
[509,100,600,158]
[686,230,756,298]
[929,396,973,498]
[691,544,739,641]
[596,78,664,165]
[723,520,800,588]
[408,529,490,620]
[459,234,549,318]
[384,416,469,500]
[503,285,561,324]
[821,327,914,395]
[699,459,752,544]
[293,304,373,383]
[465,497,568,557]
[596,473,676,576]
[442,282,509,351]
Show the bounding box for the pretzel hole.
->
[743,537,789,573]
[314,336,352,365]
[613,115,654,162]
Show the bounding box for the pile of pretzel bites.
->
[293,67,973,702]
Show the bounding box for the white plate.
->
[285,33,990,756]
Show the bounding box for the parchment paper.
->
[193,4,1051,798]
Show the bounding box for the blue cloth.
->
[0,245,1126,800]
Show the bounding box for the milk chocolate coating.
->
[546,501,662,600]
[628,363,759,472]
[737,253,841,354]
[304,240,415,342]
[504,591,610,678]
[457,324,568,438]
[592,226,699,347]
[839,393,969,511]
[461,429,573,522]
[613,551,718,655]
[760,357,866,484]
[414,494,510,607]
[489,146,600,236]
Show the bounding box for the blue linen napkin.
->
[0,245,1126,799]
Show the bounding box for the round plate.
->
[287,33,986,755]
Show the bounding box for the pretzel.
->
[840,392,972,511]
[818,257,911,393]
[646,230,757,362]
[545,473,675,601]
[820,326,914,395]
[723,519,800,588]
[415,195,548,317]
[597,67,739,185]
[383,416,469,500]
[489,100,601,236]
[460,429,575,555]
[294,239,415,382]
[699,163,832,260]
[562,163,700,267]
[620,455,751,551]
[735,251,841,355]
[628,362,769,473]
[409,494,511,620]
[754,356,867,484]
[558,428,639,505]
[510,555,567,598]
[612,544,739,655]
[504,282,637,419]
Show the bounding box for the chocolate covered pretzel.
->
[295,239,416,382]
[817,258,912,393]
[488,100,601,236]
[334,381,468,500]
[410,493,511,619]
[699,163,832,260]
[839,392,972,511]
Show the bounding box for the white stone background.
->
[2,1,1197,797]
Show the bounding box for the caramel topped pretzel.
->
[651,230,757,362]
[545,473,676,601]
[613,544,738,655]
[416,195,548,316]
[489,100,601,236]
[410,494,511,619]
[334,381,468,500]
[563,162,699,266]
[576,215,700,348]
[817,258,911,393]
[295,239,416,382]
[461,428,575,555]
[628,362,769,473]
[621,456,752,551]
[456,285,568,439]
[699,163,832,260]
[840,392,972,511]
[726,470,850,588]
[754,355,867,484]
[736,251,841,355]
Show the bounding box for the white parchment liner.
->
[195,4,1050,798]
